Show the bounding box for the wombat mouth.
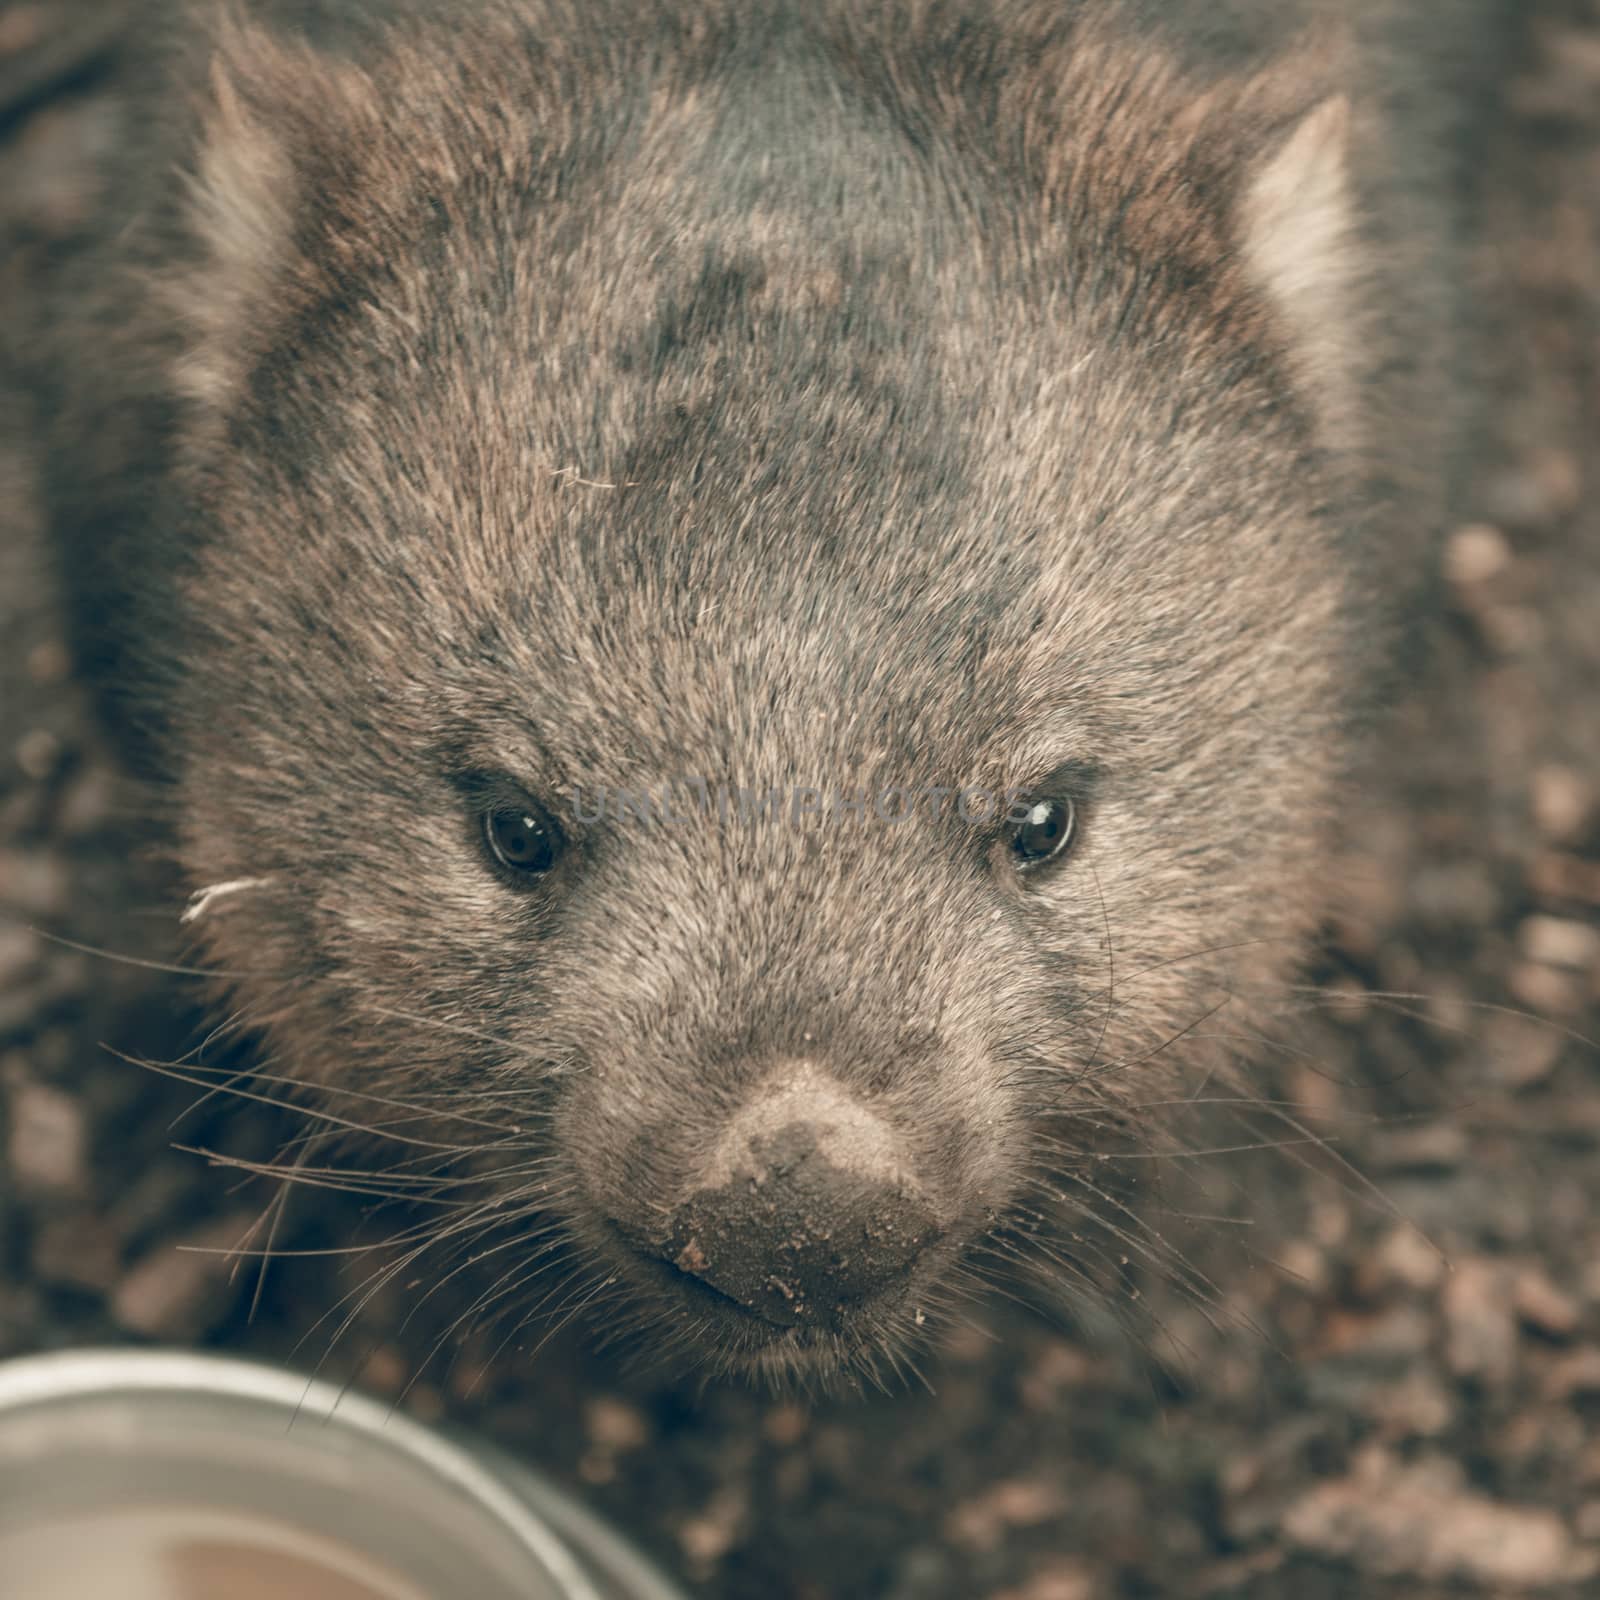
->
[613,1237,815,1336]
[601,1222,948,1380]
[607,1210,938,1339]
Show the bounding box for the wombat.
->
[24,0,1517,1383]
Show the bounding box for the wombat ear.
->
[1235,94,1360,436]
[172,17,374,424]
[173,25,299,415]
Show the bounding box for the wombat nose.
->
[642,1066,941,1328]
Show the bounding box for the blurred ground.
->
[2,4,1600,1598]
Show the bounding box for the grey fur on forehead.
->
[170,0,1357,760]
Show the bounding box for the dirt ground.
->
[3,5,1600,1598]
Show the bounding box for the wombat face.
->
[158,3,1365,1382]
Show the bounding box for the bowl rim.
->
[0,1346,686,1600]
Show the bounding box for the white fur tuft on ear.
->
[1238,95,1362,443]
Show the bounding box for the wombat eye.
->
[482,800,563,877]
[1012,795,1076,870]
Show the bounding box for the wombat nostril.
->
[631,1068,944,1328]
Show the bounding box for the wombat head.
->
[157,1,1368,1383]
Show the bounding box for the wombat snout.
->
[620,1065,942,1329]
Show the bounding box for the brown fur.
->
[26,0,1517,1382]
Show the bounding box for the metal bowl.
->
[0,1347,688,1600]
